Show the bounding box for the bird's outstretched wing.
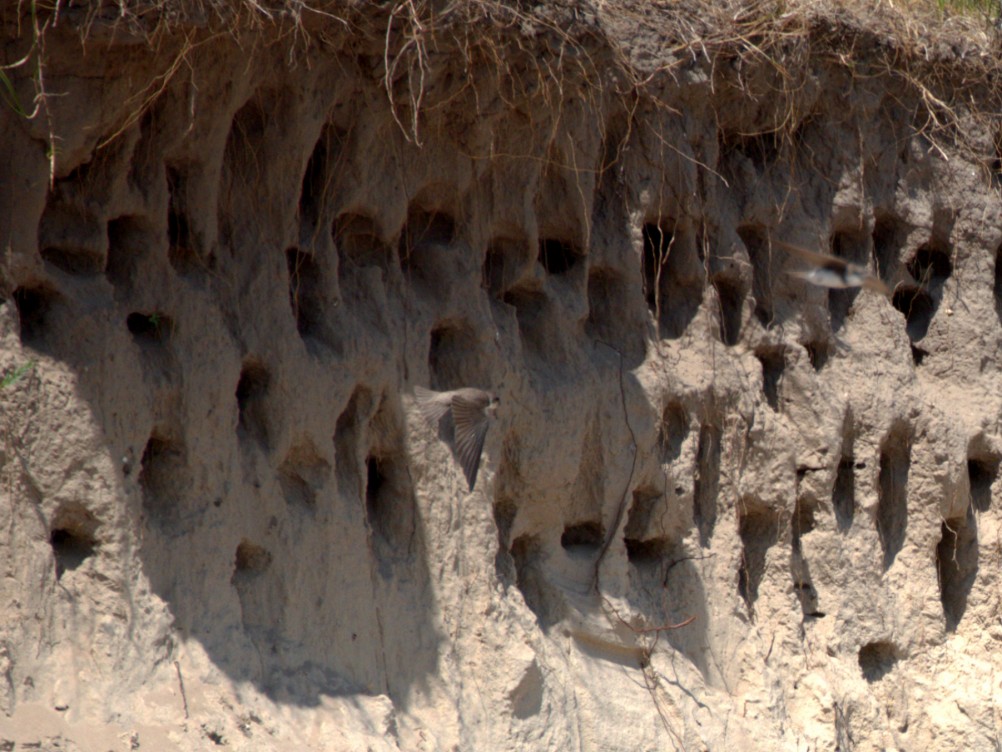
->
[776,239,849,270]
[414,386,451,424]
[860,276,892,296]
[451,392,491,491]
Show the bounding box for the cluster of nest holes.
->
[876,424,911,569]
[105,215,152,290]
[166,165,203,274]
[754,346,785,410]
[641,221,703,339]
[937,507,978,632]
[791,499,822,618]
[13,284,61,348]
[623,486,670,568]
[286,247,330,343]
[737,504,780,617]
[49,502,99,580]
[138,430,187,531]
[658,401,689,465]
[37,204,106,276]
[334,213,392,274]
[892,241,952,351]
[693,422,722,547]
[399,206,456,278]
[858,640,899,682]
[560,521,604,559]
[236,359,271,448]
[278,439,330,512]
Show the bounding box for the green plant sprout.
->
[0,361,35,390]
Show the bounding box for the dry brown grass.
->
[4,0,1002,179]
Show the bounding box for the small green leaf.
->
[0,70,28,119]
[0,360,36,390]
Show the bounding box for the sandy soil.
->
[1,2,1001,749]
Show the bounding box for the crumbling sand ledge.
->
[2,1,1002,749]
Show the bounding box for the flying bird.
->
[777,240,891,296]
[414,386,499,491]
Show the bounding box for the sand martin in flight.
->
[777,239,891,296]
[414,386,500,491]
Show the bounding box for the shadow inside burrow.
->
[624,538,713,684]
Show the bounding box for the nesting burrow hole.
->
[37,206,106,276]
[166,165,200,274]
[538,238,582,276]
[641,221,703,339]
[693,422,722,547]
[49,502,99,579]
[968,455,998,512]
[560,521,604,558]
[138,430,187,530]
[754,346,785,411]
[624,486,670,567]
[937,510,978,633]
[658,401,689,463]
[106,215,151,290]
[286,247,327,341]
[737,505,780,617]
[13,284,61,347]
[236,359,271,448]
[858,641,899,682]
[399,207,456,276]
[892,242,952,343]
[334,213,392,273]
[278,440,330,511]
[127,311,172,345]
[877,424,911,569]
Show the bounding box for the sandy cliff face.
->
[1,2,1002,749]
